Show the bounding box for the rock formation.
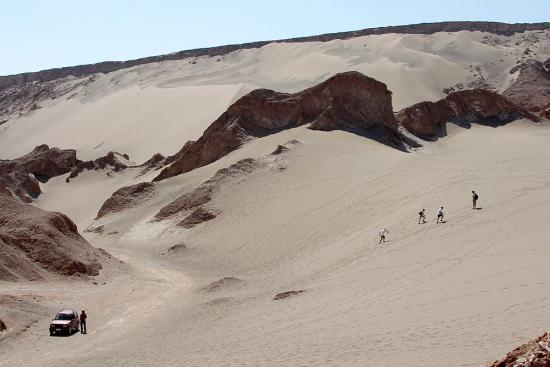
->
[67,151,130,181]
[155,158,262,223]
[154,71,403,181]
[487,332,550,367]
[178,207,218,228]
[273,290,306,300]
[0,194,107,281]
[0,145,79,202]
[1,22,549,91]
[397,89,539,139]
[96,182,155,219]
[504,58,550,113]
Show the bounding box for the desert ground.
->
[1,28,550,367]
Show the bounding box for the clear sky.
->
[2,0,549,76]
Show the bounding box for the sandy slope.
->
[2,29,550,367]
[1,30,549,161]
[1,120,549,366]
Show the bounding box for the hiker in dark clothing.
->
[80,310,87,334]
[472,190,479,209]
[418,209,427,224]
[436,207,445,223]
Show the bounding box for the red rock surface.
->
[154,72,402,181]
[397,89,539,139]
[96,182,155,219]
[0,145,79,201]
[487,332,550,367]
[504,58,550,113]
[0,194,106,281]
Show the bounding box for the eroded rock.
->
[0,145,79,202]
[67,151,130,181]
[487,332,550,367]
[273,290,306,301]
[504,58,550,112]
[155,158,261,221]
[0,194,106,281]
[397,89,539,139]
[96,182,155,219]
[154,72,403,181]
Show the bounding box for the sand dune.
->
[1,30,549,161]
[1,28,550,367]
[1,120,547,366]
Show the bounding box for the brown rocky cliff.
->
[487,332,550,367]
[154,71,401,181]
[96,182,155,219]
[0,194,107,281]
[67,151,130,181]
[0,145,80,202]
[397,89,539,139]
[504,58,550,113]
[1,21,549,90]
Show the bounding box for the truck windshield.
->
[55,313,74,320]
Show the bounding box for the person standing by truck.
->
[80,310,87,334]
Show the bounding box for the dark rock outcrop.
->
[155,158,262,221]
[96,182,155,219]
[154,71,401,181]
[0,318,6,331]
[1,22,549,91]
[487,332,550,367]
[136,153,166,176]
[504,58,550,113]
[397,89,539,139]
[273,290,306,301]
[0,194,106,281]
[178,207,218,228]
[67,152,130,181]
[0,145,79,202]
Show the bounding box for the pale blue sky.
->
[2,0,549,75]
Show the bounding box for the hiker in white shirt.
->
[436,207,445,223]
[379,228,389,244]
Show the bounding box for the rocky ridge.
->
[504,58,550,113]
[487,332,550,367]
[396,89,539,139]
[0,145,79,202]
[67,151,131,181]
[154,71,403,182]
[0,194,107,281]
[1,22,549,91]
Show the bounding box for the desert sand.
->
[1,120,549,366]
[1,30,549,161]
[1,29,550,367]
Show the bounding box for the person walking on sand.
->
[418,209,427,224]
[80,310,87,334]
[379,228,389,244]
[436,207,445,223]
[472,190,479,210]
